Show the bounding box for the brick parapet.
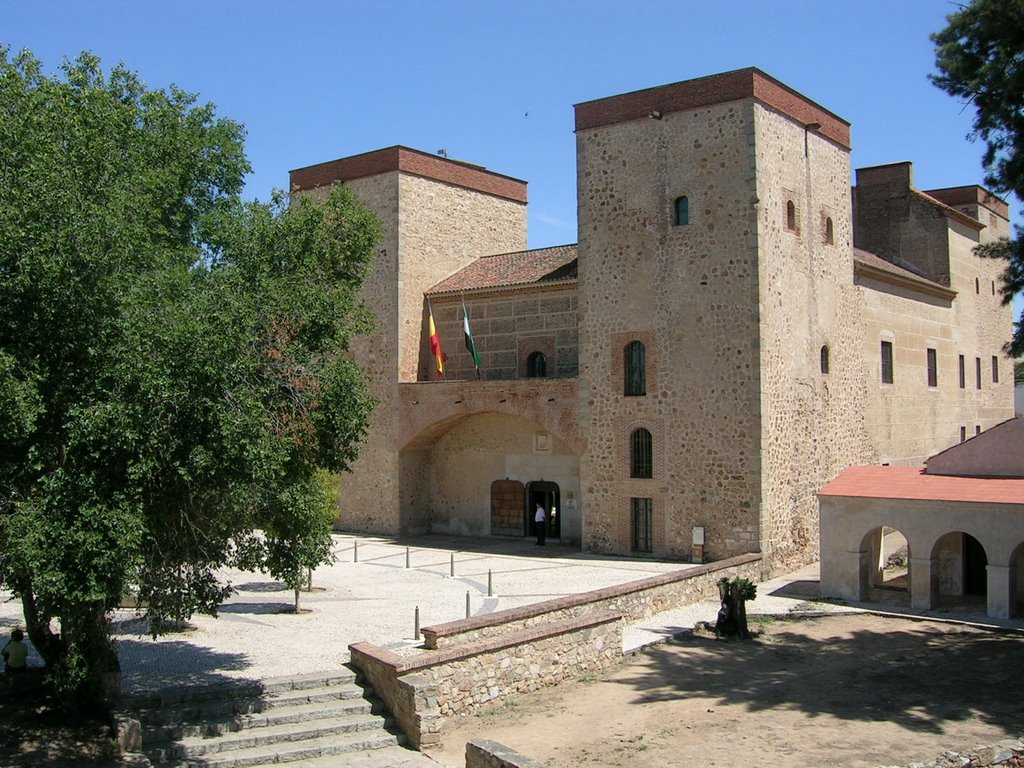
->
[575,67,850,149]
[925,185,1010,220]
[290,145,528,204]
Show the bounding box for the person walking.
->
[534,503,547,546]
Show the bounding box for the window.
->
[786,200,797,231]
[976,425,982,436]
[673,196,689,226]
[992,280,996,296]
[926,348,937,387]
[526,351,547,378]
[975,277,980,294]
[820,345,830,374]
[880,341,894,384]
[992,356,999,383]
[960,426,967,443]
[624,340,646,396]
[824,217,834,245]
[630,428,653,478]
[976,357,982,389]
[631,498,653,553]
[958,355,965,389]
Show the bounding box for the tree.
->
[931,0,1024,356]
[0,48,379,708]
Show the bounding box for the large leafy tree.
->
[931,0,1024,356]
[0,49,378,707]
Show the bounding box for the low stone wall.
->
[466,739,546,768]
[350,611,622,749]
[421,553,762,649]
[879,739,1024,768]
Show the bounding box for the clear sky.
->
[2,0,1021,258]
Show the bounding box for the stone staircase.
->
[127,667,408,767]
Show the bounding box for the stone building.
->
[289,68,1015,575]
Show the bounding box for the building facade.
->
[290,68,1015,575]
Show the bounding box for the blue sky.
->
[2,0,1020,259]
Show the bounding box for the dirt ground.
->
[433,614,1024,768]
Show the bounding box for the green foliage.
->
[1016,359,1024,387]
[931,0,1024,356]
[719,576,757,602]
[0,48,379,703]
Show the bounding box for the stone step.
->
[143,697,382,743]
[149,711,390,760]
[150,728,403,767]
[127,670,359,709]
[136,680,370,726]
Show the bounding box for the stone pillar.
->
[986,564,1012,620]
[909,557,937,611]
[868,528,884,585]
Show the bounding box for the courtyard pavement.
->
[0,532,1019,699]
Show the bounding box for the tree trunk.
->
[715,581,751,639]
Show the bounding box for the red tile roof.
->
[426,245,578,296]
[819,466,1024,505]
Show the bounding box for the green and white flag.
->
[462,297,481,378]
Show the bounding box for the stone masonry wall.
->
[752,104,872,574]
[466,740,546,768]
[427,287,578,382]
[576,98,764,561]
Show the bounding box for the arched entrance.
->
[933,531,988,609]
[860,525,911,607]
[526,480,561,541]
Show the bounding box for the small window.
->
[975,277,980,294]
[786,200,797,231]
[880,341,894,384]
[630,428,653,478]
[992,355,999,383]
[958,354,965,389]
[975,357,982,389]
[824,217,834,245]
[631,497,653,553]
[820,345,830,374]
[991,280,996,296]
[975,425,982,436]
[960,426,967,443]
[926,348,937,387]
[673,196,689,226]
[624,340,646,396]
[526,351,547,378]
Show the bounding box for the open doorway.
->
[525,480,560,541]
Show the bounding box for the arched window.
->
[624,341,646,396]
[786,200,797,231]
[825,217,834,245]
[673,196,689,226]
[526,351,547,378]
[630,428,653,478]
[820,345,830,374]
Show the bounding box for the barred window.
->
[631,498,653,553]
[624,340,646,396]
[630,428,652,478]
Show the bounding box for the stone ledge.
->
[352,610,622,675]
[421,553,761,648]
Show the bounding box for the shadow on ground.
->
[113,638,255,694]
[617,616,1024,735]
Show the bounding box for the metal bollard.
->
[465,591,471,618]
[488,569,493,597]
[353,540,358,563]
[414,606,420,640]
[450,552,455,578]
[406,546,410,569]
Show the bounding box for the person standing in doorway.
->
[534,503,547,546]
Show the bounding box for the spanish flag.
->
[428,306,445,376]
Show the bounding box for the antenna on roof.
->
[437,149,448,158]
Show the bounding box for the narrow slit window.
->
[880,340,894,384]
[991,355,999,383]
[976,357,982,389]
[673,196,689,226]
[825,217,834,245]
[927,348,937,387]
[786,200,797,231]
[958,355,965,389]
[820,345,830,374]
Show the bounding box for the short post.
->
[406,546,410,569]
[465,591,471,618]
[353,540,358,563]
[450,552,455,578]
[414,606,420,640]
[487,569,493,597]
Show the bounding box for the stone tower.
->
[290,147,528,533]
[574,68,870,571]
